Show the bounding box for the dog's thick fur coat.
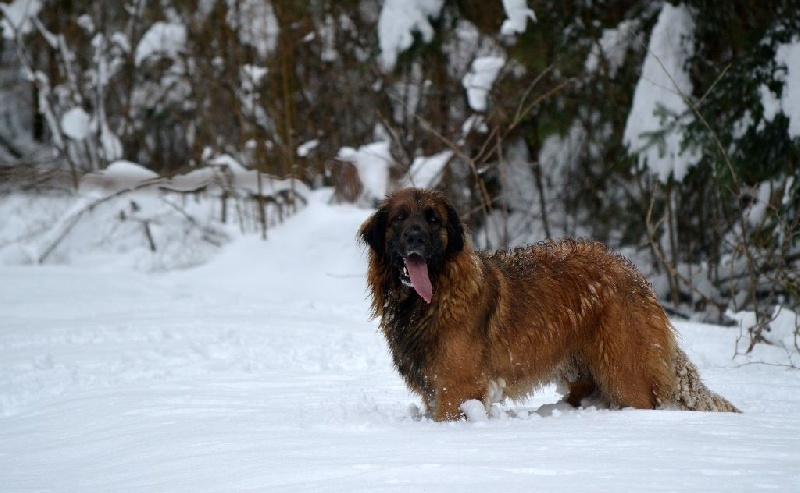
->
[360,188,739,421]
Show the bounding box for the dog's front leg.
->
[433,382,484,421]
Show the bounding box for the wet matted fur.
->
[359,188,739,421]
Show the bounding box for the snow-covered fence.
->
[157,155,308,235]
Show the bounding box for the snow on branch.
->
[759,39,800,138]
[501,0,536,36]
[462,56,506,112]
[0,0,42,39]
[378,0,444,71]
[134,22,186,66]
[623,3,700,183]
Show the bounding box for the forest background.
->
[0,0,797,353]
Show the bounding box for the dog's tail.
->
[672,347,740,413]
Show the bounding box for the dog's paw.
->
[460,399,488,422]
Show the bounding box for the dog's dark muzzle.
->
[401,224,431,258]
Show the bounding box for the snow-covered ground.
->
[2,190,799,492]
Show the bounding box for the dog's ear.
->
[444,202,465,257]
[358,206,388,258]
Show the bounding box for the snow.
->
[759,83,781,122]
[242,64,268,85]
[784,176,796,205]
[134,22,187,66]
[777,39,800,137]
[76,13,94,32]
[61,107,91,140]
[744,181,771,226]
[462,55,506,112]
[224,0,278,58]
[206,153,311,197]
[623,3,700,183]
[462,113,488,134]
[79,160,161,194]
[759,37,800,138]
[297,139,319,157]
[1,189,800,491]
[501,0,536,36]
[729,305,800,359]
[337,140,393,203]
[404,150,452,189]
[584,19,639,76]
[99,121,122,161]
[0,160,310,270]
[0,0,42,39]
[378,0,444,71]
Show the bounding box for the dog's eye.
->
[393,213,406,223]
[426,210,439,224]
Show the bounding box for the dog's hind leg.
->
[555,360,600,408]
[563,377,598,407]
[586,308,677,410]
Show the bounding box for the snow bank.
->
[0,159,309,271]
[2,192,800,491]
[179,188,370,305]
[297,139,319,157]
[623,3,700,182]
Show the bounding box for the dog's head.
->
[359,188,465,303]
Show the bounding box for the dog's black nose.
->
[404,226,427,248]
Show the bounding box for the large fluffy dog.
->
[359,188,739,421]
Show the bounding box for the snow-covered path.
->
[2,195,799,492]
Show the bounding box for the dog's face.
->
[359,189,465,303]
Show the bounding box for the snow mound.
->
[80,160,161,194]
[2,191,800,491]
[178,189,370,305]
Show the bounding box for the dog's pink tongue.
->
[405,257,433,303]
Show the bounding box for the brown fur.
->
[359,188,739,421]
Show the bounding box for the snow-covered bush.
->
[0,160,307,271]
